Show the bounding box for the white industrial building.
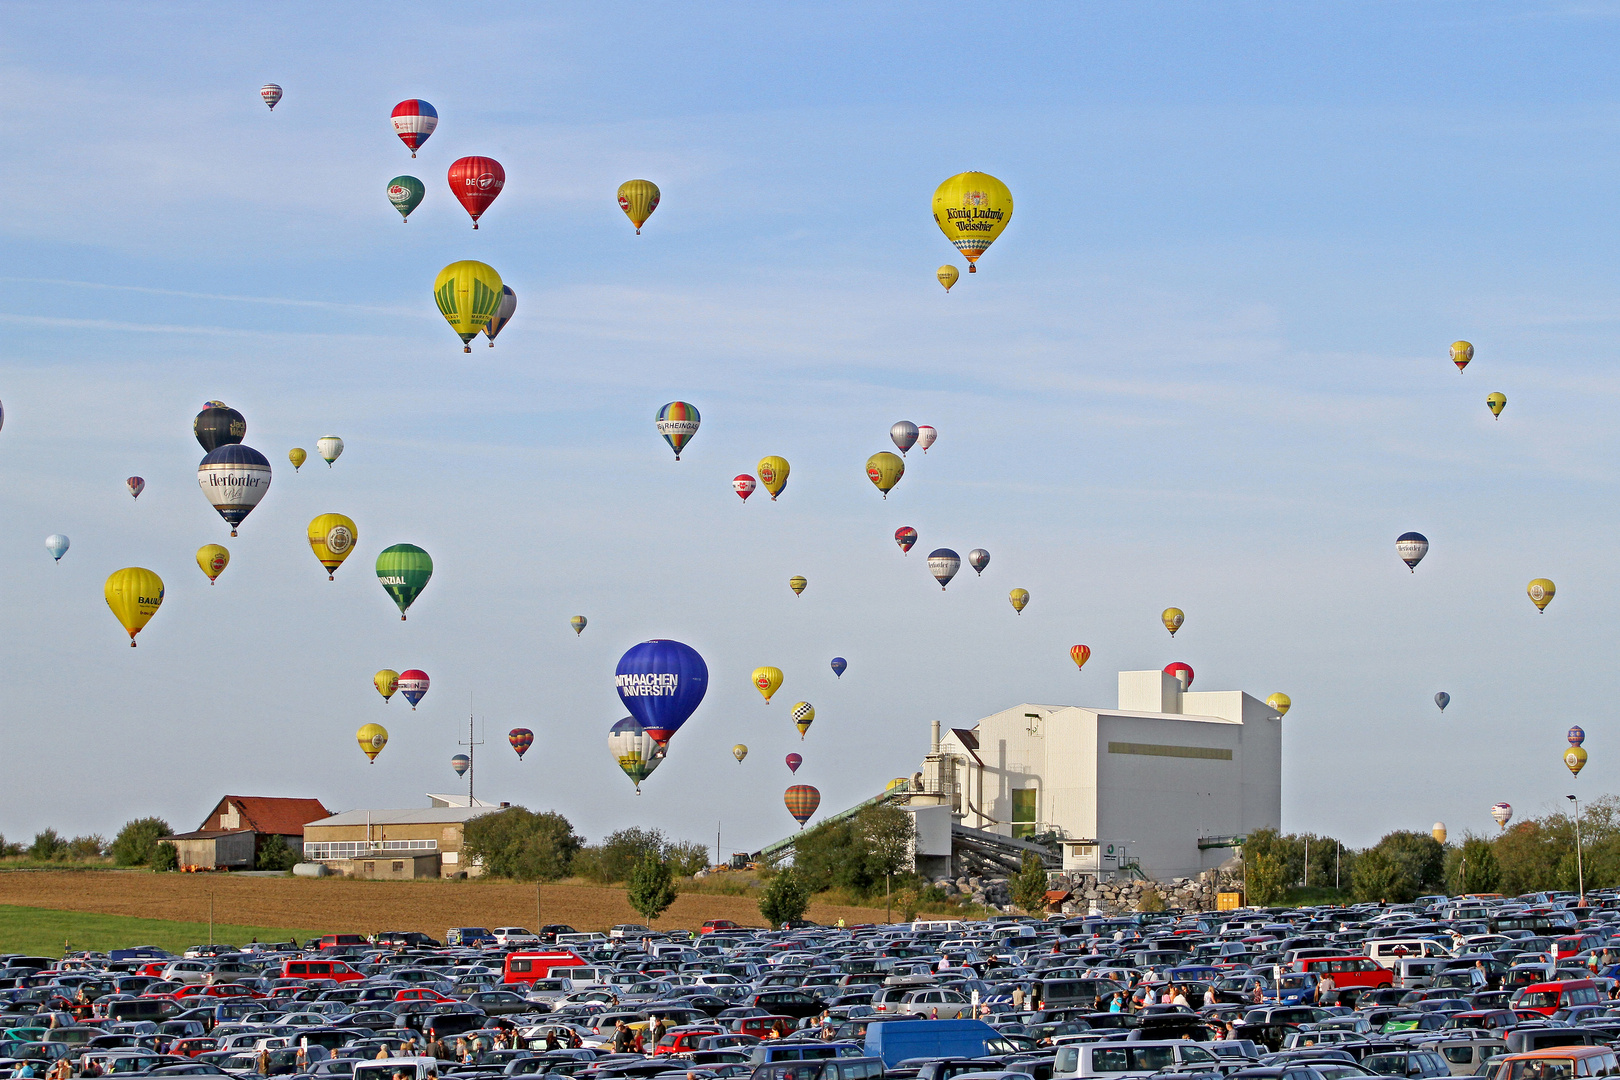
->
[899,669,1282,881]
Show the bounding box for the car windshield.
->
[1091,1047,1177,1073]
[1502,1061,1580,1080]
[1517,992,1562,1008]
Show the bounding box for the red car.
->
[1299,956,1394,990]
[172,984,263,1002]
[171,1038,218,1058]
[700,921,739,935]
[652,1025,726,1056]
[394,988,455,1003]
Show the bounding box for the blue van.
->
[865,1020,1010,1068]
[446,927,496,946]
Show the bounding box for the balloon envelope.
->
[484,286,516,345]
[1435,692,1450,712]
[789,576,807,596]
[1566,745,1588,776]
[1162,608,1184,636]
[451,754,471,777]
[1164,662,1194,690]
[617,179,661,233]
[570,616,587,636]
[316,436,344,465]
[784,785,821,827]
[932,172,1013,271]
[615,640,708,742]
[1529,578,1556,612]
[916,426,937,452]
[45,535,68,562]
[732,744,748,763]
[733,475,756,501]
[387,176,424,221]
[448,156,505,227]
[866,452,904,497]
[390,99,437,157]
[830,657,847,678]
[398,670,429,709]
[1267,692,1291,716]
[937,266,959,292]
[1491,802,1513,828]
[968,549,990,575]
[1070,645,1091,671]
[307,513,357,580]
[374,670,399,702]
[127,476,144,499]
[927,548,961,590]
[752,666,783,703]
[289,448,307,470]
[105,567,163,646]
[194,404,246,453]
[791,701,815,739]
[377,544,433,619]
[260,84,282,110]
[196,544,229,584]
[891,421,919,454]
[433,261,504,351]
[608,716,664,792]
[895,527,918,554]
[1569,725,1586,747]
[356,723,387,763]
[1009,588,1029,613]
[1397,532,1429,572]
[656,402,700,460]
[1451,340,1474,371]
[757,457,790,500]
[509,728,534,759]
[197,445,271,537]
[786,753,802,773]
[1487,392,1507,418]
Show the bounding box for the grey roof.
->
[305,806,500,828]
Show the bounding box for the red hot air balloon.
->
[1164,662,1194,690]
[785,753,802,773]
[895,527,918,554]
[448,157,505,229]
[398,669,430,709]
[733,475,757,501]
[785,784,821,828]
[390,99,438,158]
[509,728,534,760]
[1070,645,1091,671]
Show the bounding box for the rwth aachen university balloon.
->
[615,640,708,743]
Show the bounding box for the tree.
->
[110,818,173,866]
[858,805,915,880]
[151,842,178,872]
[462,807,583,880]
[1245,850,1289,907]
[759,868,812,926]
[663,841,711,878]
[1351,846,1400,902]
[1010,852,1050,915]
[1448,835,1502,894]
[1137,886,1166,912]
[792,805,916,899]
[66,836,106,860]
[626,851,678,922]
[29,830,65,861]
[256,835,298,872]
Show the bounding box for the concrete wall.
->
[332,854,442,879]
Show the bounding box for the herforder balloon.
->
[1397,532,1429,572]
[615,639,708,743]
[927,548,960,590]
[197,445,271,537]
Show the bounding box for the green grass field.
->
[0,905,318,957]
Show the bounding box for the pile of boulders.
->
[930,874,1012,910]
[1045,867,1242,914]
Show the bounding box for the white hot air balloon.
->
[316,436,344,467]
[1491,802,1513,829]
[44,535,69,562]
[916,425,937,453]
[927,548,961,590]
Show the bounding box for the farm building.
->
[164,795,332,871]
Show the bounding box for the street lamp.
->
[1567,794,1586,905]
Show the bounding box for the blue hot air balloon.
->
[831,657,847,678]
[451,754,471,777]
[615,639,708,743]
[1435,692,1450,712]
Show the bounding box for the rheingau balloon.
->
[615,639,708,743]
[194,403,246,453]
[260,84,282,111]
[866,452,904,498]
[377,544,432,619]
[451,754,471,778]
[1397,532,1429,572]
[785,784,821,828]
[1435,692,1450,712]
[968,549,989,576]
[433,261,504,352]
[448,156,505,228]
[608,716,664,794]
[484,285,515,346]
[890,421,919,455]
[197,445,271,537]
[830,657,847,678]
[316,436,344,467]
[1009,588,1029,614]
[1162,608,1184,636]
[196,544,228,584]
[398,669,430,710]
[752,666,783,704]
[1451,341,1474,372]
[1487,392,1506,419]
[1528,578,1556,612]
[127,477,144,499]
[1070,644,1091,672]
[357,723,387,763]
[617,179,661,234]
[916,425,937,453]
[791,701,815,740]
[1491,802,1513,828]
[733,475,757,501]
[927,548,961,590]
[895,527,918,554]
[757,457,789,500]
[570,616,587,636]
[786,753,802,774]
[390,99,437,157]
[1267,692,1290,716]
[1569,726,1586,747]
[937,266,959,292]
[307,513,357,580]
[45,535,68,562]
[374,669,399,703]
[508,728,533,761]
[932,172,1013,272]
[656,402,700,460]
[388,176,424,222]
[1164,661,1194,690]
[105,567,163,647]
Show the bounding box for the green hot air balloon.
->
[376,543,433,620]
[387,176,425,222]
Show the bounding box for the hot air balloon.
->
[617,180,661,234]
[196,544,228,584]
[608,716,664,793]
[757,457,789,500]
[785,785,821,828]
[615,640,709,742]
[194,403,246,453]
[260,84,282,110]
[307,513,357,580]
[387,176,424,222]
[127,477,144,499]
[732,744,748,763]
[733,475,756,501]
[1162,608,1184,636]
[1491,802,1513,829]
[895,527,918,554]
[791,701,815,739]
[433,261,504,352]
[1432,822,1448,844]
[1164,662,1194,690]
[1070,645,1091,672]
[197,445,271,537]
[105,567,163,647]
[1267,692,1291,716]
[752,666,783,704]
[390,99,438,157]
[289,448,307,471]
[448,156,505,228]
[927,549,961,590]
[451,754,471,778]
[357,723,387,763]
[1009,588,1029,614]
[916,426,937,453]
[374,669,399,703]
[377,544,432,619]
[316,436,344,467]
[1569,726,1586,747]
[1451,341,1474,372]
[937,266,959,292]
[789,576,807,596]
[830,657,847,678]
[44,535,68,562]
[891,422,919,455]
[866,452,904,498]
[570,616,587,636]
[968,549,990,576]
[398,669,429,709]
[1566,745,1588,777]
[933,172,1013,272]
[484,286,516,346]
[656,402,700,460]
[1487,392,1507,419]
[1435,692,1450,712]
[1529,578,1556,612]
[1397,532,1429,572]
[786,753,802,773]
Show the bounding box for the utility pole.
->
[536,880,542,935]
[1568,795,1586,903]
[209,892,214,946]
[1303,839,1309,889]
[459,698,484,806]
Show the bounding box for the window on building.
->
[392,861,405,872]
[1011,788,1037,839]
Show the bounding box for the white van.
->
[910,919,965,933]
[1366,939,1452,969]
[1053,1041,1222,1079]
[354,1059,441,1080]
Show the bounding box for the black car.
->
[745,990,823,1019]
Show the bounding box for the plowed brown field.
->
[0,872,890,936]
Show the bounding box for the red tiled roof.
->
[204,796,331,836]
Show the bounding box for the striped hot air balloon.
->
[655,402,700,460]
[784,784,821,828]
[509,728,534,760]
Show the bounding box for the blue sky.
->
[2,2,1618,856]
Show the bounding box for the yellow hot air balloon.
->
[1432,822,1448,844]
[196,544,229,585]
[757,456,790,500]
[617,179,661,234]
[752,666,783,704]
[433,260,504,353]
[1163,608,1185,636]
[1451,341,1474,372]
[357,723,388,763]
[1267,692,1291,717]
[1566,745,1588,777]
[732,744,748,763]
[289,448,307,471]
[374,669,399,703]
[1487,392,1506,419]
[791,701,815,739]
[1009,588,1029,614]
[865,452,904,499]
[937,265,960,292]
[307,513,358,581]
[932,172,1013,273]
[789,576,807,596]
[105,567,164,647]
[1528,578,1556,612]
